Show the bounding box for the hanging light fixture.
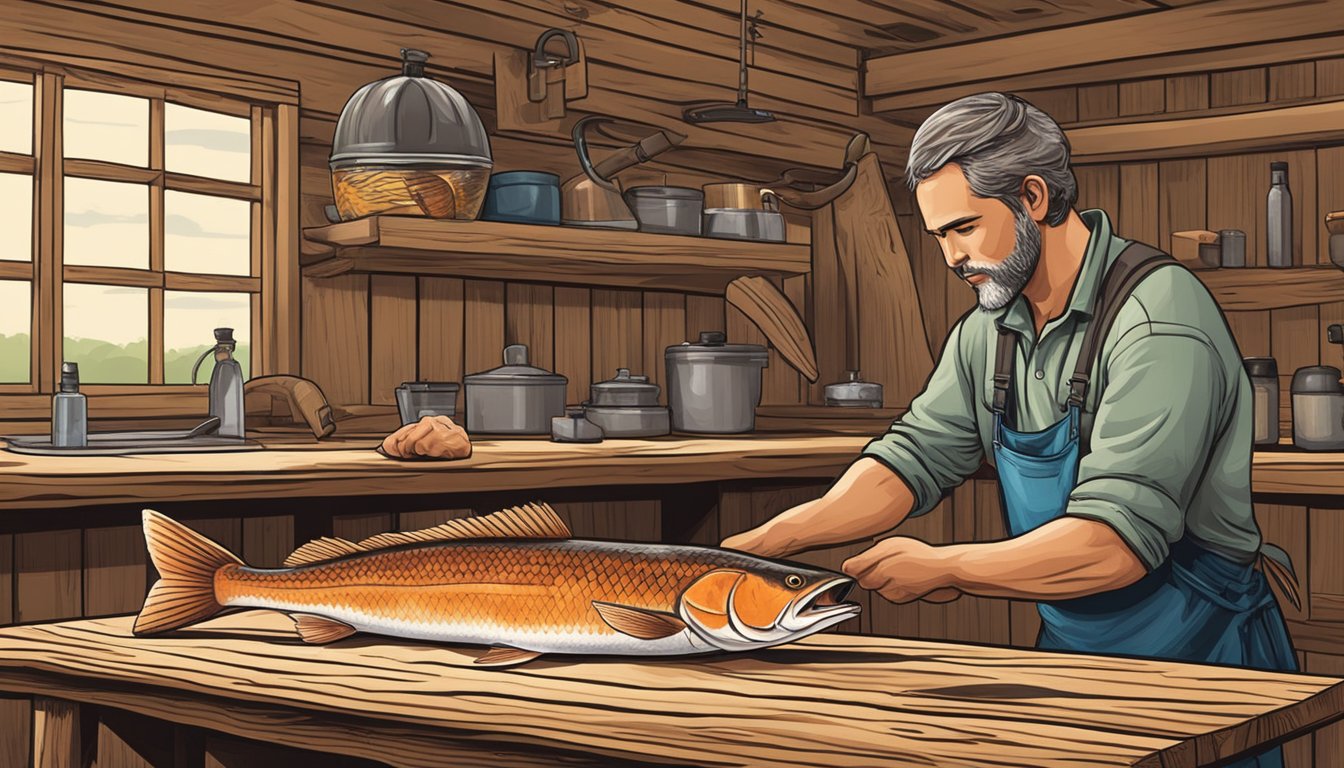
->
[683,0,776,124]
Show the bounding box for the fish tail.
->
[133,509,243,636]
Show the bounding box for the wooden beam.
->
[866,0,1341,97]
[31,697,82,768]
[164,172,260,202]
[62,265,162,289]
[162,273,261,293]
[1069,100,1344,164]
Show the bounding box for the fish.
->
[133,502,860,667]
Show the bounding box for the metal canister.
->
[1291,365,1344,451]
[1220,229,1246,268]
[665,331,769,433]
[1244,357,1278,446]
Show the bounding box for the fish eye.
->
[785,574,805,588]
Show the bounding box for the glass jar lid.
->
[330,48,492,171]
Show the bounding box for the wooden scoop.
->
[725,276,819,382]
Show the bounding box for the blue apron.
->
[991,244,1298,768]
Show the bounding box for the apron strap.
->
[991,327,1016,421]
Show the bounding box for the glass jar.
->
[1292,365,1344,451]
[1244,357,1279,446]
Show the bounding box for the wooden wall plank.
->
[591,289,642,387]
[83,526,147,617]
[1017,86,1077,124]
[1319,58,1344,97]
[332,514,394,543]
[1307,652,1344,768]
[944,484,989,644]
[1118,79,1164,117]
[1207,154,1265,266]
[1077,84,1118,122]
[684,296,726,339]
[182,519,242,555]
[641,292,686,406]
[1272,306,1321,436]
[1157,158,1207,255]
[1318,146,1344,265]
[973,480,1011,647]
[1309,508,1344,623]
[417,277,465,385]
[1210,67,1267,108]
[1117,163,1158,245]
[553,286,592,406]
[32,697,80,768]
[504,284,555,374]
[16,530,80,623]
[370,275,417,405]
[1254,504,1308,622]
[463,280,506,378]
[0,534,10,625]
[912,226,949,357]
[400,508,474,531]
[1268,62,1316,102]
[0,695,30,768]
[301,274,369,406]
[1165,74,1209,112]
[243,516,295,570]
[1224,311,1272,358]
[807,205,844,406]
[1074,165,1119,220]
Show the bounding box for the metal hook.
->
[533,29,580,69]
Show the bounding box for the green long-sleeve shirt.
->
[862,208,1262,570]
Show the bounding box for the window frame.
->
[0,54,297,415]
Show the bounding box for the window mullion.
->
[34,71,62,394]
[149,97,164,385]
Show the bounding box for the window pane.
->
[0,280,30,383]
[0,173,31,262]
[64,178,149,268]
[165,103,250,183]
[63,283,147,383]
[165,191,250,275]
[0,80,32,155]
[164,291,249,384]
[63,89,148,167]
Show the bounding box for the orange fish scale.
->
[215,540,742,634]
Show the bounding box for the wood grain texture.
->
[0,694,29,767]
[301,274,369,407]
[1269,62,1316,103]
[332,514,395,544]
[1254,504,1308,621]
[1118,80,1164,117]
[418,277,464,385]
[370,275,417,405]
[1211,68,1267,109]
[1196,268,1344,311]
[1166,74,1210,113]
[1158,159,1207,256]
[1317,145,1344,267]
[463,280,505,378]
[1309,508,1344,623]
[0,534,10,625]
[505,283,555,374]
[591,289,642,388]
[554,286,592,407]
[1077,84,1118,122]
[83,526,146,618]
[32,696,80,768]
[243,516,295,570]
[640,292,685,406]
[1074,165,1119,219]
[16,530,80,623]
[1225,310,1272,357]
[1118,162,1158,245]
[1308,652,1344,768]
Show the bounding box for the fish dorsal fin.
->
[592,601,687,640]
[356,502,571,551]
[292,614,356,644]
[475,647,543,667]
[283,537,363,568]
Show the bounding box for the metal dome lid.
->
[329,48,493,171]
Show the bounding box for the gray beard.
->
[957,206,1042,311]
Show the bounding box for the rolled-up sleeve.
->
[861,321,985,517]
[1066,321,1228,570]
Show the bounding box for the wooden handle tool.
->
[725,276,819,382]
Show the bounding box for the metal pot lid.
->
[590,368,660,406]
[398,381,460,391]
[330,48,492,171]
[825,371,884,405]
[665,330,768,359]
[464,344,567,386]
[623,186,704,201]
[1292,365,1344,394]
[1243,357,1278,378]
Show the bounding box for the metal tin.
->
[481,171,561,225]
[330,49,492,171]
[665,331,769,434]
[583,405,671,437]
[703,208,786,242]
[824,370,884,408]
[623,186,704,235]
[1243,357,1278,445]
[394,381,460,425]
[1291,365,1344,450]
[463,345,567,434]
[1219,229,1246,268]
[589,368,660,407]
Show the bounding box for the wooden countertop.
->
[0,611,1339,768]
[0,434,1341,510]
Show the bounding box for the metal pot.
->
[583,368,670,437]
[702,182,780,211]
[623,186,704,235]
[665,331,768,433]
[394,381,460,425]
[1292,365,1344,451]
[481,171,561,225]
[703,208,785,241]
[463,344,566,434]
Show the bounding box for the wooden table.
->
[0,612,1341,768]
[2,434,1342,511]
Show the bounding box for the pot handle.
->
[572,116,620,194]
[759,188,781,212]
[504,344,529,365]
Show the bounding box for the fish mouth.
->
[792,576,861,623]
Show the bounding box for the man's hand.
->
[842,537,960,604]
[380,415,472,460]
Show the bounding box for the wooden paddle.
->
[725,276,819,382]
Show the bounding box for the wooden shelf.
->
[1193,266,1344,311]
[301,216,811,295]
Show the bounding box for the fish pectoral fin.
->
[292,614,357,644]
[475,647,543,667]
[592,601,687,640]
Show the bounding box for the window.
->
[0,64,270,395]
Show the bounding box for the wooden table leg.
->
[31,697,85,768]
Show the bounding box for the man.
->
[721,93,1297,745]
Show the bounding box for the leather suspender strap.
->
[1066,242,1177,410]
[988,241,1179,425]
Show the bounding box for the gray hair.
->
[905,92,1076,226]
